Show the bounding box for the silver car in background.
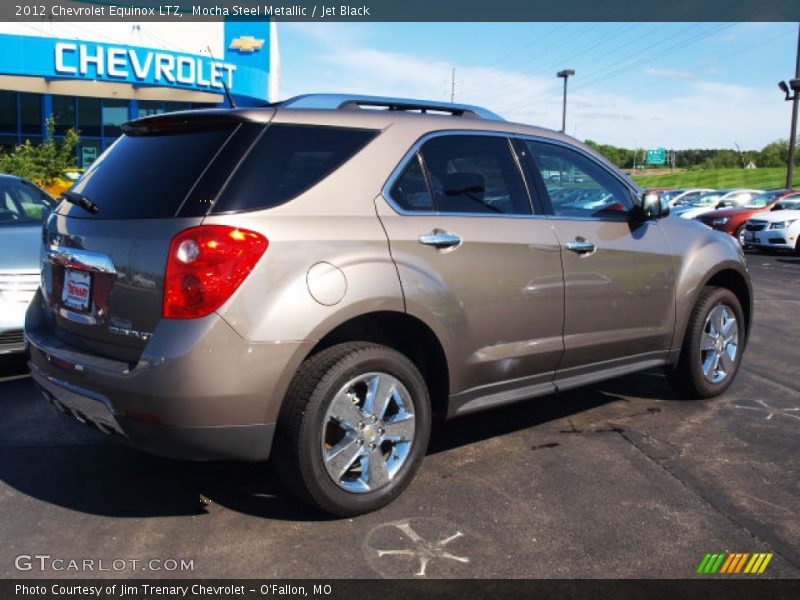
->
[0,174,54,354]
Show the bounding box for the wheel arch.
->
[672,261,753,361]
[304,311,451,420]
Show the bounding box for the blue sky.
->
[277,22,798,150]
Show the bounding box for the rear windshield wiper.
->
[60,190,99,215]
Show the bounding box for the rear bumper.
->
[25,292,313,461]
[31,365,275,460]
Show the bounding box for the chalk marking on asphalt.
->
[733,398,800,423]
[367,519,470,577]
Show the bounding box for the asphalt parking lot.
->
[0,251,798,580]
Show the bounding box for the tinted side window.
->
[64,126,236,219]
[526,141,633,219]
[389,153,433,212]
[420,135,532,215]
[214,124,377,213]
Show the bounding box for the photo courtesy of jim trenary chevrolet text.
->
[0,0,799,598]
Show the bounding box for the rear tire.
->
[274,342,431,517]
[667,286,745,399]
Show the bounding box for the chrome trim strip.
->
[46,246,116,274]
[58,307,97,326]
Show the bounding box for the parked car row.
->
[648,187,800,254]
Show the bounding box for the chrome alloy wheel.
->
[321,372,416,493]
[701,304,739,384]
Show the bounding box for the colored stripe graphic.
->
[744,554,761,573]
[721,553,739,573]
[701,552,773,574]
[758,554,773,574]
[734,553,750,573]
[720,554,736,573]
[696,554,712,573]
[711,553,726,573]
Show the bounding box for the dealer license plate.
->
[62,269,91,311]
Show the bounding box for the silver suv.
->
[26,95,752,516]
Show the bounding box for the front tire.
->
[667,286,745,399]
[735,224,747,247]
[274,342,431,516]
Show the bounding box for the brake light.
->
[163,225,268,319]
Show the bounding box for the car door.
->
[522,139,676,388]
[375,133,564,414]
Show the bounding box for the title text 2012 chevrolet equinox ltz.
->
[26,95,752,516]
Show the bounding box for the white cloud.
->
[279,24,790,151]
[643,67,695,80]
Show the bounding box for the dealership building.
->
[0,21,279,167]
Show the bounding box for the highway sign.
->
[646,148,666,165]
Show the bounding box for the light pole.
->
[557,69,575,133]
[779,24,800,189]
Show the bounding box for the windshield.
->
[773,198,800,211]
[660,190,682,202]
[0,178,55,226]
[676,190,705,204]
[745,190,784,208]
[690,193,723,206]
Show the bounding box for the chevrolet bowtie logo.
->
[229,36,265,53]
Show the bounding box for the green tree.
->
[758,140,793,168]
[0,117,79,184]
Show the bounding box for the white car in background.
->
[677,189,765,220]
[669,188,715,207]
[744,203,800,254]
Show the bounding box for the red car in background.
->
[695,189,800,245]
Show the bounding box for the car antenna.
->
[206,45,236,108]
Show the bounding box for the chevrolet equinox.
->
[26,94,752,516]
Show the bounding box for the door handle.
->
[566,239,596,255]
[419,231,462,250]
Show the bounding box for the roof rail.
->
[279,94,505,121]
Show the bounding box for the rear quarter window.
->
[211,124,378,213]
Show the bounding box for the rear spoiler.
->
[122,108,274,136]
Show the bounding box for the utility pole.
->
[778,25,800,189]
[450,67,456,103]
[785,24,800,188]
[557,69,575,133]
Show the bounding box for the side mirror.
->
[640,191,668,219]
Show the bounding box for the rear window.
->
[60,126,236,219]
[212,124,377,213]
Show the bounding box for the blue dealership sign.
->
[0,33,269,102]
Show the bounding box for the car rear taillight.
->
[163,225,267,319]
